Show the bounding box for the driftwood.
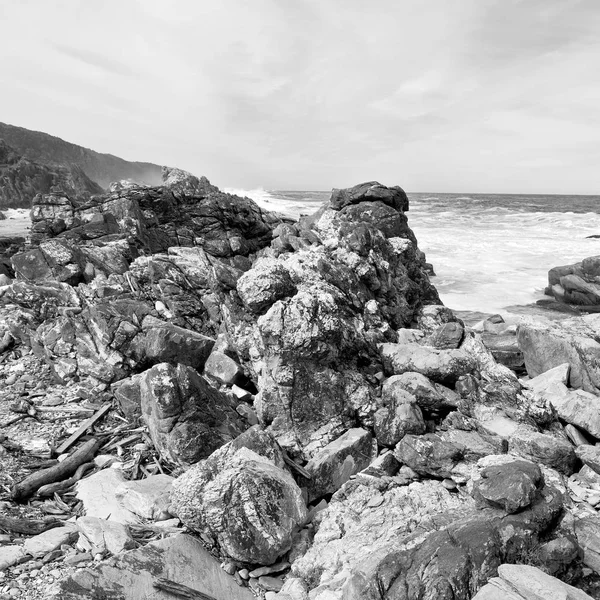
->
[37,462,96,497]
[54,404,111,456]
[152,578,216,600]
[282,451,312,479]
[0,515,62,535]
[12,438,102,501]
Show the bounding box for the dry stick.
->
[0,516,62,535]
[152,578,217,600]
[12,438,102,501]
[54,404,112,456]
[0,414,29,428]
[282,452,312,480]
[37,462,96,497]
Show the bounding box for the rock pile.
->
[0,174,598,599]
[541,255,600,311]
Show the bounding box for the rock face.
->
[170,427,307,565]
[0,121,163,190]
[517,315,600,393]
[139,362,245,466]
[473,564,594,600]
[0,139,103,209]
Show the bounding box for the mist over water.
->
[225,188,600,316]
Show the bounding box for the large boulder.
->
[139,362,245,466]
[517,315,600,393]
[170,427,307,565]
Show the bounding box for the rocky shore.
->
[0,172,599,599]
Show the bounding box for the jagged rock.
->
[328,181,409,212]
[237,259,296,314]
[171,427,307,565]
[480,331,524,372]
[77,517,135,555]
[394,433,464,478]
[304,428,374,501]
[575,445,600,475]
[472,564,593,600]
[292,476,563,600]
[130,316,215,372]
[383,372,459,412]
[379,343,477,386]
[439,429,506,462]
[204,350,243,385]
[509,426,577,475]
[360,451,400,477]
[139,362,245,466]
[51,534,254,600]
[575,515,600,574]
[536,537,580,575]
[472,459,543,513]
[114,474,174,520]
[568,466,600,506]
[546,387,600,440]
[374,389,425,447]
[415,304,458,335]
[565,424,591,446]
[112,373,143,420]
[423,321,464,349]
[517,315,600,393]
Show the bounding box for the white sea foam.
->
[224,188,600,315]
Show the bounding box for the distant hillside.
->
[0,140,103,209]
[0,122,163,189]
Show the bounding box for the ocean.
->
[224,188,600,319]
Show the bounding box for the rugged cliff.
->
[0,122,163,189]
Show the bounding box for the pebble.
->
[7,589,20,598]
[64,553,92,566]
[249,561,289,578]
[442,478,457,490]
[48,569,62,578]
[265,593,278,600]
[221,561,236,575]
[238,568,249,580]
[0,536,11,546]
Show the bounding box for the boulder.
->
[394,433,464,478]
[236,259,296,314]
[382,372,459,412]
[50,534,254,600]
[204,351,243,386]
[517,315,600,393]
[171,427,307,565]
[575,445,600,475]
[139,363,245,466]
[114,474,174,520]
[472,564,593,600]
[509,426,577,475]
[379,343,477,386]
[472,459,543,513]
[423,321,464,349]
[77,517,135,555]
[303,428,374,501]
[374,390,425,447]
[575,515,600,574]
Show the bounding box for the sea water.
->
[225,188,600,317]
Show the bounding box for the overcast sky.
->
[2,0,599,193]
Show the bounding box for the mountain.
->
[0,139,103,209]
[0,122,163,189]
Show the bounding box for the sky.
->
[1,0,599,193]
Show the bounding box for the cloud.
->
[51,43,136,77]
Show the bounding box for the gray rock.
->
[575,515,600,575]
[204,351,243,385]
[472,460,543,513]
[77,517,135,555]
[517,315,600,393]
[237,259,296,314]
[382,372,459,412]
[23,525,77,558]
[374,389,425,447]
[509,426,577,475]
[304,428,374,501]
[472,563,593,600]
[576,445,600,475]
[379,343,477,385]
[139,362,245,466]
[423,321,464,349]
[76,469,139,524]
[51,534,254,599]
[171,427,307,565]
[394,433,464,478]
[114,474,173,520]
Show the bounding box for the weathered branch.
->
[152,578,217,600]
[12,438,102,501]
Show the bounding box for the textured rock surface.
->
[472,564,594,600]
[170,427,307,564]
[50,534,254,599]
[139,362,245,466]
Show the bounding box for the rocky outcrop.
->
[0,139,103,209]
[544,255,600,308]
[0,121,163,189]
